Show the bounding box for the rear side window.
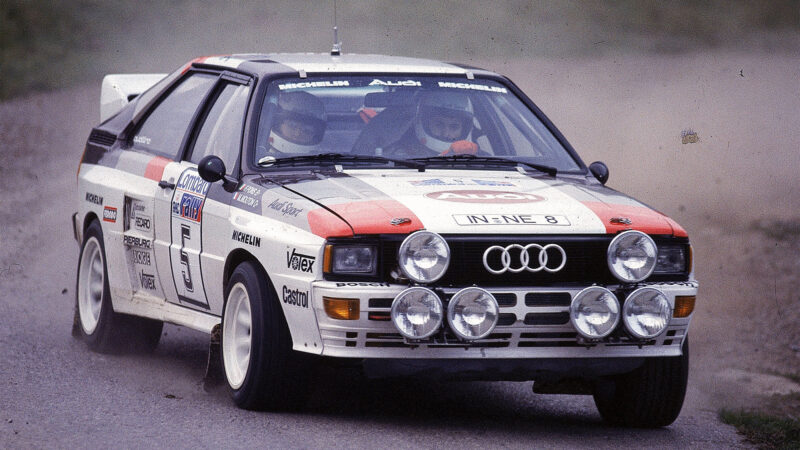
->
[190,83,250,173]
[134,73,216,157]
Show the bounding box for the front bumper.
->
[312,281,697,359]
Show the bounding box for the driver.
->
[267,91,326,155]
[385,91,478,158]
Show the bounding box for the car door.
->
[156,73,252,315]
[120,72,218,303]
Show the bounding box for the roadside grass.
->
[720,407,800,449]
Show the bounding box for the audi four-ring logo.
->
[482,244,567,274]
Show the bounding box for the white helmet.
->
[269,91,326,154]
[414,91,474,153]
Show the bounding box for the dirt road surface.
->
[2,50,798,447]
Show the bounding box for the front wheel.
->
[221,261,312,410]
[593,338,689,428]
[74,220,162,353]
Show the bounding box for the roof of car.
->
[196,53,494,77]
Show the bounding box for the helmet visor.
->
[273,109,326,145]
[420,105,472,142]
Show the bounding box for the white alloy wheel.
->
[78,236,105,335]
[223,282,253,389]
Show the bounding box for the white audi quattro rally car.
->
[73,53,697,427]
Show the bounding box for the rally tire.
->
[74,220,162,353]
[593,338,689,428]
[221,261,311,411]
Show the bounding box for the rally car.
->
[73,53,696,427]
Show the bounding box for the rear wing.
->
[100,74,166,122]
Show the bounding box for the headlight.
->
[622,287,671,339]
[397,231,450,283]
[327,245,376,274]
[391,287,443,339]
[570,287,620,339]
[607,230,657,282]
[653,245,686,274]
[447,287,499,340]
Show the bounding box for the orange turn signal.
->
[323,297,359,320]
[673,295,696,318]
[323,245,333,273]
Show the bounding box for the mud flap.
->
[203,324,223,391]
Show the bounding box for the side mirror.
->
[198,155,237,192]
[198,155,226,183]
[589,161,609,185]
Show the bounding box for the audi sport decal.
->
[438,81,508,94]
[453,214,569,226]
[426,190,545,203]
[102,206,117,223]
[267,198,303,217]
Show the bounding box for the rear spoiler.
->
[100,74,167,122]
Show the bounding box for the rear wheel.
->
[593,338,689,428]
[221,261,312,410]
[74,220,162,353]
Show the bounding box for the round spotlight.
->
[447,287,499,340]
[570,287,620,339]
[398,231,450,284]
[623,287,671,339]
[391,287,443,339]
[607,230,658,283]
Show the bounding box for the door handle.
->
[158,180,176,190]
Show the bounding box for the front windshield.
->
[254,76,582,172]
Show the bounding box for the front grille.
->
[375,234,688,287]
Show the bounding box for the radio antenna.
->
[331,0,342,55]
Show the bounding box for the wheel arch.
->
[83,212,100,235]
[223,248,265,293]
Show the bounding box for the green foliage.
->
[720,409,800,449]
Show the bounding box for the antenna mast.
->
[331,0,342,55]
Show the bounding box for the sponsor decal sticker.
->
[286,248,315,273]
[438,81,508,94]
[267,199,303,217]
[369,79,421,87]
[279,80,350,90]
[425,190,545,203]
[85,192,103,205]
[172,193,204,222]
[453,214,570,226]
[133,135,151,145]
[123,235,152,249]
[132,249,151,266]
[409,178,515,187]
[231,230,261,247]
[282,286,309,308]
[134,215,151,231]
[233,184,261,208]
[139,270,156,290]
[102,206,117,223]
[335,282,390,287]
[176,173,210,196]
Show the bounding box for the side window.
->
[190,83,249,173]
[134,73,217,157]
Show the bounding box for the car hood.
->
[264,169,685,238]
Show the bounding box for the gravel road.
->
[6,50,797,447]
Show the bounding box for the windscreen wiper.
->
[258,153,425,171]
[410,154,557,176]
